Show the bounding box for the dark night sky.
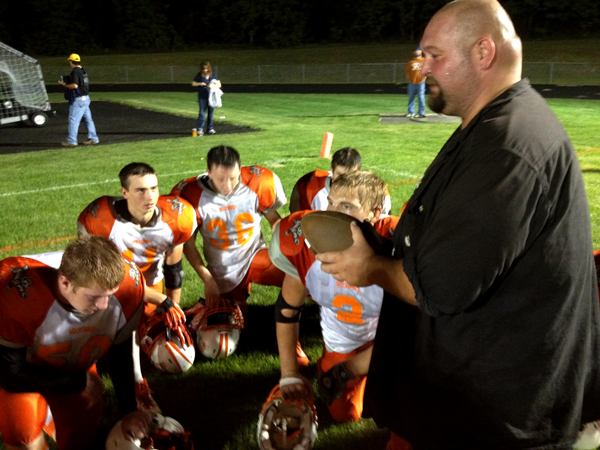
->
[1,0,598,55]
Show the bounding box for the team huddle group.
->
[0,145,399,450]
[5,0,600,448]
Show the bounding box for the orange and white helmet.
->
[141,316,195,373]
[105,413,193,450]
[257,385,318,450]
[187,297,244,360]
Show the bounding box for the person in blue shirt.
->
[192,61,221,136]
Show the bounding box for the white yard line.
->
[0,170,203,198]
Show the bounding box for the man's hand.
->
[280,374,313,403]
[317,221,377,287]
[120,410,153,442]
[81,371,104,410]
[203,277,222,307]
[317,362,356,405]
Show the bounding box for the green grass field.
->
[1,91,599,449]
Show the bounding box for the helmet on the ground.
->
[193,297,244,359]
[141,316,195,373]
[105,418,144,450]
[106,414,194,450]
[257,385,318,450]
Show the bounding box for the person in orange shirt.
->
[404,47,427,118]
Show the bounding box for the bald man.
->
[316,0,600,448]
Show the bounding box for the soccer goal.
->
[0,42,52,127]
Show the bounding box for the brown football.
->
[300,211,383,255]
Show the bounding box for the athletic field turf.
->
[1,91,599,449]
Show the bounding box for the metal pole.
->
[170,66,174,83]
[393,63,397,84]
[125,66,129,83]
[347,64,350,83]
[302,64,305,83]
[258,65,261,83]
[549,62,554,84]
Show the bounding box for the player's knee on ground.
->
[0,390,49,446]
[327,377,365,423]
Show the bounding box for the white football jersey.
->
[305,260,384,353]
[77,196,196,286]
[270,211,399,354]
[173,166,286,293]
[0,252,145,370]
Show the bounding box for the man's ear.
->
[121,186,128,198]
[476,37,496,70]
[57,274,73,294]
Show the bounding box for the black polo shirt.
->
[364,79,600,449]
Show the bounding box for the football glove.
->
[157,297,185,329]
[317,361,355,405]
[157,297,192,347]
[166,321,193,349]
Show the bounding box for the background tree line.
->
[1,0,598,56]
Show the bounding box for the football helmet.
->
[257,385,318,450]
[105,414,194,450]
[141,316,195,373]
[186,297,244,360]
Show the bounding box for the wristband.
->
[279,377,304,388]
[158,296,174,312]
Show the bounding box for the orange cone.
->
[320,132,334,158]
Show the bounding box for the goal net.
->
[0,42,51,123]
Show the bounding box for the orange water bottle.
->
[192,128,198,137]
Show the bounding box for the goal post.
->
[0,41,51,126]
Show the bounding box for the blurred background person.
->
[192,61,221,136]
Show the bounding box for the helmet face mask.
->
[257,385,318,450]
[141,316,195,373]
[193,297,244,360]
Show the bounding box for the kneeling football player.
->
[269,170,399,423]
[78,162,196,412]
[0,236,152,450]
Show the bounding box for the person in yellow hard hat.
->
[58,53,99,147]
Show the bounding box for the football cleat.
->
[186,297,244,360]
[141,316,195,373]
[105,413,194,450]
[257,384,318,450]
[574,421,600,450]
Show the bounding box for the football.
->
[300,211,383,255]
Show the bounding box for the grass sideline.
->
[1,92,599,450]
[36,39,600,66]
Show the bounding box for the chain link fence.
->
[42,62,600,86]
